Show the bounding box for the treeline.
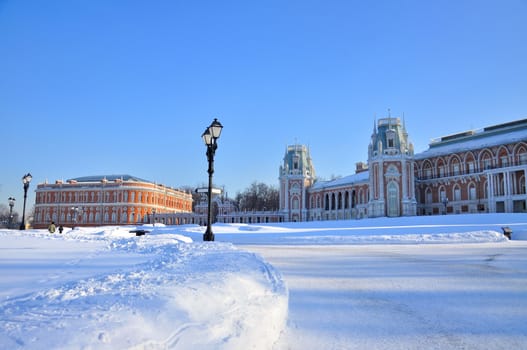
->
[185,181,279,212]
[234,182,279,212]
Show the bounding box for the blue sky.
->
[1,0,526,214]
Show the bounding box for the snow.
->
[414,126,527,159]
[1,213,527,349]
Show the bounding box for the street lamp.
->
[202,118,223,241]
[442,197,449,215]
[20,173,32,230]
[71,206,83,229]
[152,208,156,226]
[8,197,15,228]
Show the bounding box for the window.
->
[426,168,432,179]
[453,163,460,176]
[426,189,432,204]
[387,182,399,217]
[454,186,461,201]
[501,156,508,167]
[439,189,446,202]
[386,130,395,148]
[292,198,299,210]
[468,162,474,174]
[469,186,477,200]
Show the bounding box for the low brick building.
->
[33,174,192,228]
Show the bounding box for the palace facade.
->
[33,175,193,228]
[277,117,527,222]
[31,117,527,228]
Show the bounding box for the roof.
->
[311,171,369,191]
[415,118,527,160]
[67,174,151,183]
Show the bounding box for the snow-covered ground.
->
[1,213,526,349]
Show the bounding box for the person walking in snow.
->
[58,225,64,234]
[48,221,56,233]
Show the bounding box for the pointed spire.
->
[402,112,408,137]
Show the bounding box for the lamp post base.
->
[203,231,215,242]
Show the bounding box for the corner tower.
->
[368,115,417,217]
[279,144,316,222]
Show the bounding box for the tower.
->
[368,114,417,217]
[279,144,316,222]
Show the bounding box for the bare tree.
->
[235,182,279,211]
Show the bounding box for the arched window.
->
[497,146,509,167]
[479,150,493,170]
[292,197,299,210]
[439,187,447,202]
[469,183,477,200]
[387,181,399,217]
[454,185,461,201]
[422,161,433,179]
[451,158,461,176]
[425,188,432,204]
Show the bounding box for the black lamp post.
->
[8,197,15,228]
[442,197,449,215]
[20,173,32,230]
[202,118,223,241]
[71,206,83,229]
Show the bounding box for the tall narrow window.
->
[454,186,461,201]
[426,189,432,204]
[483,158,491,170]
[469,185,477,200]
[501,156,508,167]
[387,182,399,217]
[453,163,460,176]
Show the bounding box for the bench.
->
[501,227,512,240]
[130,229,150,236]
